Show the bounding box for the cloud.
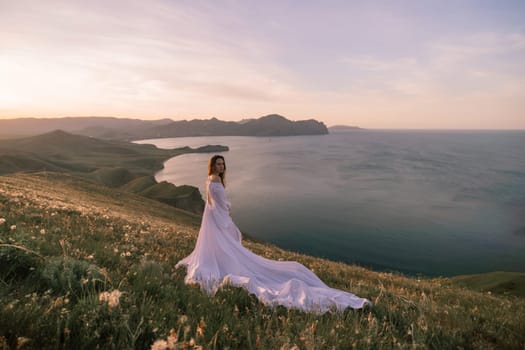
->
[0,0,301,117]
[0,1,524,128]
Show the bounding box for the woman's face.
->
[214,158,225,174]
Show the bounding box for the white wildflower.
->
[0,218,5,225]
[16,337,31,348]
[167,328,177,347]
[10,225,16,230]
[150,339,168,350]
[40,229,46,235]
[99,290,122,308]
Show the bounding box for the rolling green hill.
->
[0,130,228,214]
[450,271,525,297]
[0,130,178,175]
[0,172,524,349]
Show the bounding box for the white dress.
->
[176,178,371,313]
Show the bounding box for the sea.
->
[135,130,525,277]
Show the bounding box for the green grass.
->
[120,176,158,193]
[1,172,524,349]
[88,167,136,187]
[0,130,230,214]
[0,130,179,176]
[449,271,525,298]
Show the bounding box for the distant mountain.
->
[328,125,363,132]
[0,114,328,140]
[0,117,172,139]
[141,114,328,138]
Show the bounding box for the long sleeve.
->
[208,182,231,213]
[206,181,237,237]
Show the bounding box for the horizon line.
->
[0,115,524,131]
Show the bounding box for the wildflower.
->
[0,218,5,225]
[99,290,122,308]
[196,318,206,337]
[16,337,31,348]
[10,225,16,230]
[52,297,64,309]
[178,315,188,324]
[87,254,94,260]
[40,229,46,235]
[167,328,177,346]
[114,248,119,253]
[150,339,168,350]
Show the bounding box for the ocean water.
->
[136,130,525,276]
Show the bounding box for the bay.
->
[136,130,525,276]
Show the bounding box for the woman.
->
[176,155,370,313]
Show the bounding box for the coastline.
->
[145,132,525,279]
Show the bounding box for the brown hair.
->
[208,155,226,186]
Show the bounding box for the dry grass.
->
[1,172,524,349]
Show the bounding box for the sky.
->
[1,0,524,129]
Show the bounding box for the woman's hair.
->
[208,155,226,186]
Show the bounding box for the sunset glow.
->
[1,0,524,128]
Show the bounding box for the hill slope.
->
[0,117,172,139]
[0,173,524,349]
[0,131,228,214]
[450,271,525,297]
[0,130,178,175]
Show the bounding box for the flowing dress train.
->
[176,179,371,313]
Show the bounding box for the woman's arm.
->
[208,182,231,212]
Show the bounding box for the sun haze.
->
[1,0,524,129]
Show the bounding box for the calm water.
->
[136,130,525,276]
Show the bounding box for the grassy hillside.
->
[1,173,524,349]
[0,130,181,176]
[0,117,172,139]
[450,271,525,298]
[0,130,228,214]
